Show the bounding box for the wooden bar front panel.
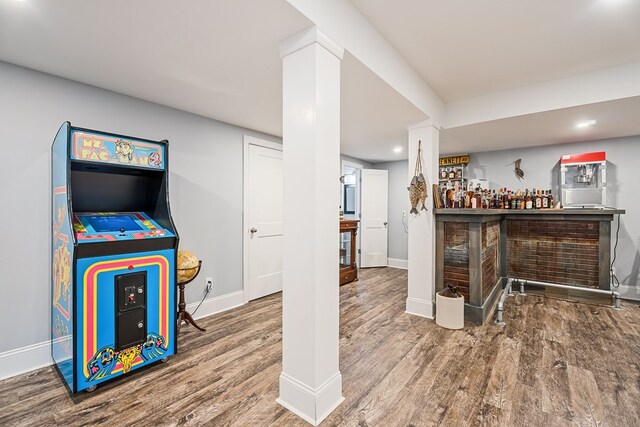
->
[443,222,470,302]
[506,219,600,288]
[481,221,500,303]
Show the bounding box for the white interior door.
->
[360,169,388,267]
[247,144,283,300]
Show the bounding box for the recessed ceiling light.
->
[393,146,403,153]
[576,120,597,129]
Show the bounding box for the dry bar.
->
[435,208,625,325]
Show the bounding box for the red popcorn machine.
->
[559,151,607,209]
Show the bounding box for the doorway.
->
[243,136,283,302]
[342,160,363,266]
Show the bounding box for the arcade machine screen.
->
[85,214,142,232]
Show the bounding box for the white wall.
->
[0,61,281,354]
[468,136,639,292]
[373,160,408,261]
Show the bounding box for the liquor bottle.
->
[525,189,533,209]
[520,190,525,210]
[535,189,542,209]
[542,190,549,209]
[472,189,481,209]
[548,190,555,209]
[482,190,488,209]
[464,190,472,209]
[498,189,504,209]
[531,188,537,209]
[448,168,455,180]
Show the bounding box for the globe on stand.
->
[177,250,200,284]
[176,250,206,332]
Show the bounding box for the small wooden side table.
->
[339,219,359,285]
[177,260,206,333]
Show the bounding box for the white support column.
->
[277,27,344,426]
[406,121,440,318]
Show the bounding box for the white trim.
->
[243,135,283,304]
[405,297,435,319]
[616,284,640,302]
[387,258,408,270]
[0,291,246,381]
[341,160,364,170]
[0,338,59,381]
[243,135,282,152]
[277,371,344,426]
[279,26,344,60]
[187,290,245,321]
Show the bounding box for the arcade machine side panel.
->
[51,122,75,392]
[160,139,180,357]
[74,249,176,391]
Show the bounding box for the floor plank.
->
[1,267,639,427]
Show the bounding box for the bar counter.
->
[434,208,625,324]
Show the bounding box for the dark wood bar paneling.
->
[443,222,470,301]
[481,221,500,302]
[506,219,599,288]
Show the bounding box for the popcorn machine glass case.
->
[560,151,606,208]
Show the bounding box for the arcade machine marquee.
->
[51,122,179,393]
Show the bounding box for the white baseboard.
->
[616,284,640,301]
[387,258,408,269]
[0,290,246,381]
[405,297,435,319]
[187,290,245,320]
[0,340,53,381]
[277,371,344,426]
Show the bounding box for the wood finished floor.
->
[2,267,640,426]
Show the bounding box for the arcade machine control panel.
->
[73,212,175,242]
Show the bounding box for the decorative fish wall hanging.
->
[408,140,428,214]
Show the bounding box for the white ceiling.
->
[0,0,310,138]
[350,0,640,102]
[440,96,640,155]
[0,0,424,163]
[341,53,425,162]
[1,0,640,162]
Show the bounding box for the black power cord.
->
[191,283,211,317]
[610,213,621,288]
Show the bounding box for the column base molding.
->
[277,371,344,426]
[405,297,435,319]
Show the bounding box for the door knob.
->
[383,221,388,226]
[250,228,258,234]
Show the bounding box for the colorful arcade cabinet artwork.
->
[51,122,179,393]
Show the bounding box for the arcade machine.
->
[51,122,179,393]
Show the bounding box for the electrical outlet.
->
[206,277,213,292]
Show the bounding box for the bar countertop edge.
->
[434,208,625,216]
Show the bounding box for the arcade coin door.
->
[51,122,179,393]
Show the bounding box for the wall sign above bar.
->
[70,130,165,170]
[439,155,470,166]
